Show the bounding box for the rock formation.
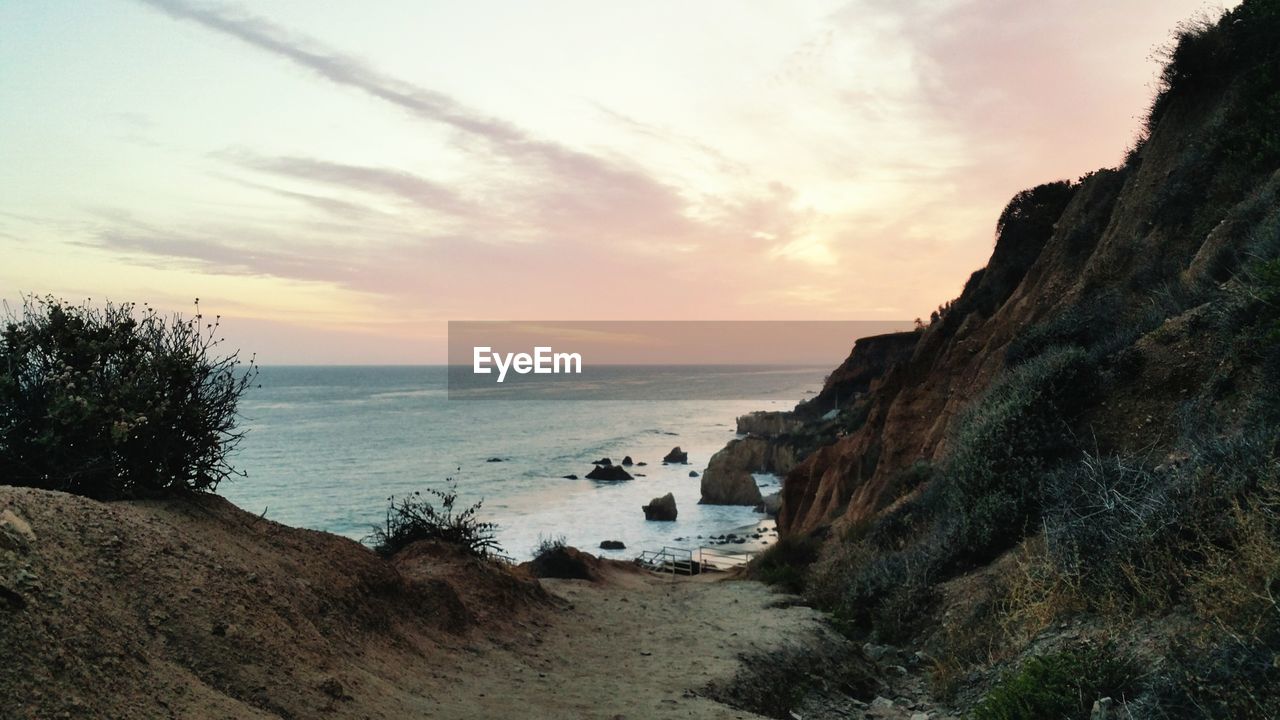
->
[642,493,678,521]
[585,465,632,481]
[699,437,796,505]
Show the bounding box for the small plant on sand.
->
[533,533,567,558]
[369,482,501,558]
[0,295,256,499]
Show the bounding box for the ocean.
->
[218,365,825,560]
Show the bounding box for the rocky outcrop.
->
[794,332,921,421]
[662,447,688,464]
[736,411,804,437]
[642,493,678,521]
[699,437,797,505]
[585,465,632,481]
[621,456,634,466]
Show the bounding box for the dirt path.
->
[426,565,960,720]
[425,569,834,719]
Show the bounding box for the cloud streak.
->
[223,152,477,219]
[135,0,701,232]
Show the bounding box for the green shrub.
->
[1005,290,1174,371]
[941,346,1093,566]
[808,351,1095,640]
[972,643,1142,720]
[1139,1,1280,234]
[368,483,501,558]
[0,296,256,499]
[748,533,823,593]
[533,533,567,557]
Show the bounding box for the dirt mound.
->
[0,487,546,719]
[521,545,605,580]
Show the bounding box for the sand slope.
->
[1,487,873,720]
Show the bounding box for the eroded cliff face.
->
[779,66,1280,534]
[794,332,921,421]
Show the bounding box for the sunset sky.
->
[0,0,1228,363]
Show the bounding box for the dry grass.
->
[1188,483,1280,636]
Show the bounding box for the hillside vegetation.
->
[758,2,1280,716]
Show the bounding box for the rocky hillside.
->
[747,1,1280,716]
[778,1,1280,535]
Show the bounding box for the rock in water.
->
[592,457,612,466]
[621,456,634,466]
[688,470,699,477]
[642,493,678,521]
[662,446,688,464]
[585,465,632,481]
[562,474,578,480]
[599,540,626,550]
[698,438,784,505]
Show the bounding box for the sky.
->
[0,0,1229,363]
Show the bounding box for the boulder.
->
[562,474,578,480]
[585,465,632,481]
[642,493,678,521]
[662,446,688,464]
[621,456,634,466]
[599,540,626,550]
[688,470,699,477]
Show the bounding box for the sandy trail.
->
[428,569,835,720]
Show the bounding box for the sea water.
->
[219,365,824,560]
